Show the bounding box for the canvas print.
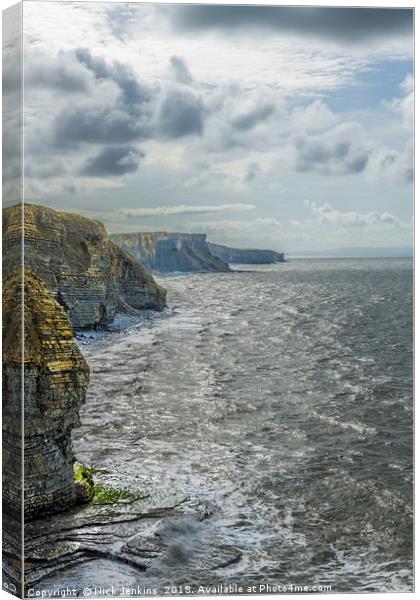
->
[2,1,414,597]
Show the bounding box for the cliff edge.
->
[2,204,166,329]
[110,231,230,273]
[208,242,284,264]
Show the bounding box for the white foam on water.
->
[310,411,377,436]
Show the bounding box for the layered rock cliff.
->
[2,269,90,519]
[2,204,166,329]
[110,231,230,273]
[208,242,285,264]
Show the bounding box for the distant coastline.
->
[288,246,413,259]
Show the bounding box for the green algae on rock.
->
[73,462,95,503]
[91,485,144,505]
[73,463,146,505]
[2,204,167,329]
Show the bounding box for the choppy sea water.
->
[71,258,412,594]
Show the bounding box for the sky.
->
[4,1,414,252]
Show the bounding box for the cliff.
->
[208,242,284,264]
[2,269,90,519]
[110,231,230,273]
[2,204,166,329]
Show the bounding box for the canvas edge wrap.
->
[2,2,24,598]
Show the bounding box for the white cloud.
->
[306,200,410,229]
[255,217,282,227]
[291,121,413,184]
[366,141,413,185]
[290,100,336,131]
[117,203,256,218]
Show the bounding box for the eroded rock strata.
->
[2,269,90,519]
[2,204,166,329]
[208,242,284,264]
[110,231,230,273]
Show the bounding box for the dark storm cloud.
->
[231,103,274,131]
[169,56,193,85]
[170,6,412,42]
[80,146,145,176]
[158,89,204,138]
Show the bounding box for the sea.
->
[70,257,413,594]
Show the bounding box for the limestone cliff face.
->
[208,242,285,264]
[2,204,166,329]
[110,231,230,273]
[2,269,90,519]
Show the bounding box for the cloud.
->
[24,50,91,92]
[291,100,336,131]
[117,203,256,218]
[169,6,413,43]
[55,104,153,146]
[230,102,274,131]
[80,146,145,176]
[25,160,67,179]
[169,56,193,85]
[104,4,144,42]
[157,88,204,138]
[256,217,282,227]
[18,0,414,224]
[306,200,409,229]
[51,48,156,148]
[387,73,413,130]
[29,47,206,157]
[243,162,261,183]
[294,123,370,175]
[74,48,152,107]
[367,141,413,185]
[293,116,412,184]
[2,4,22,204]
[21,43,215,199]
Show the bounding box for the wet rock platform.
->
[3,469,241,596]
